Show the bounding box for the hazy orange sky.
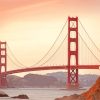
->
[0,0,100,75]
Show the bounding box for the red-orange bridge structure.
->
[0,17,100,88]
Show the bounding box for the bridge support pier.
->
[0,73,7,88]
[67,17,79,89]
[0,41,7,88]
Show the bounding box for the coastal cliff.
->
[55,76,100,100]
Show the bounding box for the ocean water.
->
[0,88,87,100]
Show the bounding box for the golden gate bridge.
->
[0,16,100,89]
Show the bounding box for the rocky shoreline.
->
[0,91,29,99]
[55,77,100,100]
[0,91,9,97]
[0,77,100,100]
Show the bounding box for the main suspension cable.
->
[79,33,100,63]
[29,20,68,67]
[7,44,26,67]
[7,55,24,68]
[7,20,68,68]
[40,34,68,66]
[79,19,100,53]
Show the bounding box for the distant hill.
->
[46,72,66,82]
[7,73,65,88]
[7,72,99,88]
[46,72,99,87]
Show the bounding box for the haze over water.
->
[0,88,87,100]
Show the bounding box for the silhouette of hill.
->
[7,72,99,88]
[7,73,65,88]
[46,72,99,87]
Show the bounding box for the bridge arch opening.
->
[70,55,76,65]
[1,44,6,49]
[1,66,6,73]
[70,21,76,28]
[1,57,5,64]
[1,50,5,55]
[70,31,76,38]
[70,42,76,51]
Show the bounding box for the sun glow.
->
[0,0,100,75]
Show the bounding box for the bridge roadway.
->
[3,65,100,75]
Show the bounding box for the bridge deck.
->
[3,65,100,75]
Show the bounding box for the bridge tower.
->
[67,17,79,88]
[0,41,7,88]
